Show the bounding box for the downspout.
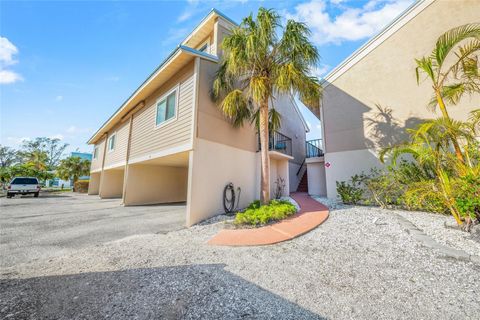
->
[121,100,144,205]
[122,113,134,205]
[98,132,109,197]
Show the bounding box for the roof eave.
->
[87,47,219,145]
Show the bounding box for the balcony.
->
[306,139,324,158]
[257,131,292,157]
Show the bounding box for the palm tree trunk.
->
[437,168,463,226]
[259,102,270,204]
[435,89,464,163]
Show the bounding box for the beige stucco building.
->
[306,0,480,199]
[87,10,309,226]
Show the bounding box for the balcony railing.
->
[306,139,324,158]
[257,131,292,156]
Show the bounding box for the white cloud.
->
[310,64,331,78]
[0,37,18,66]
[66,125,91,135]
[55,95,63,101]
[287,0,414,45]
[4,136,30,147]
[178,0,199,23]
[0,37,23,84]
[161,27,189,47]
[49,134,64,140]
[0,70,23,84]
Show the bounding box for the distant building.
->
[71,152,92,161]
[71,152,92,180]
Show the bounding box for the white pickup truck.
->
[7,177,41,198]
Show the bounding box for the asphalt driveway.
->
[0,192,186,268]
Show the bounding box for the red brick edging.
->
[207,193,329,246]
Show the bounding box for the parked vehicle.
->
[7,177,41,198]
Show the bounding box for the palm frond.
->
[433,23,480,66]
[219,90,251,127]
[415,57,436,84]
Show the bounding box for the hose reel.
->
[223,182,241,215]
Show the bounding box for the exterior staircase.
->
[297,169,308,193]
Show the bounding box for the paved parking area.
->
[0,193,186,268]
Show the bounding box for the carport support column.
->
[122,114,134,205]
[98,132,109,198]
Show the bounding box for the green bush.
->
[363,168,403,208]
[74,180,89,193]
[336,174,364,204]
[454,175,480,220]
[234,199,297,226]
[400,180,447,213]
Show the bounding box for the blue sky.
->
[0,0,414,154]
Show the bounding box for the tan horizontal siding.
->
[90,138,105,172]
[104,120,129,167]
[129,62,194,159]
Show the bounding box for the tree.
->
[380,112,480,229]
[0,145,19,168]
[212,8,321,203]
[56,156,90,191]
[24,150,49,171]
[415,23,480,162]
[21,137,68,170]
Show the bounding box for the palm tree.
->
[212,8,321,203]
[415,23,480,162]
[24,150,48,171]
[57,156,91,191]
[380,117,476,227]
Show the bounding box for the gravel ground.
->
[395,210,480,257]
[1,199,480,319]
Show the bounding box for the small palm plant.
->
[212,8,321,203]
[380,113,479,228]
[415,23,480,162]
[57,156,91,191]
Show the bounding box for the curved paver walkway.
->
[208,193,329,246]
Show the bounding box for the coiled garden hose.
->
[223,183,241,215]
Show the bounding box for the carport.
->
[88,171,101,195]
[99,167,125,199]
[123,151,189,206]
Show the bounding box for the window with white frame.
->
[198,43,208,53]
[107,134,116,151]
[155,88,177,126]
[93,146,98,159]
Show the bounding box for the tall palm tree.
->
[212,8,321,203]
[415,23,480,162]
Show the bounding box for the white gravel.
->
[2,200,480,319]
[395,209,480,257]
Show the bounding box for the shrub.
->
[454,175,480,220]
[336,174,364,204]
[401,180,447,213]
[363,168,403,208]
[234,199,297,226]
[74,180,89,193]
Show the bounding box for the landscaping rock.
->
[2,201,480,319]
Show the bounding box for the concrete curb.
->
[395,214,480,264]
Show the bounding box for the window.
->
[198,43,208,52]
[12,178,38,185]
[155,88,177,126]
[93,147,98,159]
[108,134,116,152]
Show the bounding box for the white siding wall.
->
[129,63,194,161]
[104,120,130,168]
[90,138,105,172]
